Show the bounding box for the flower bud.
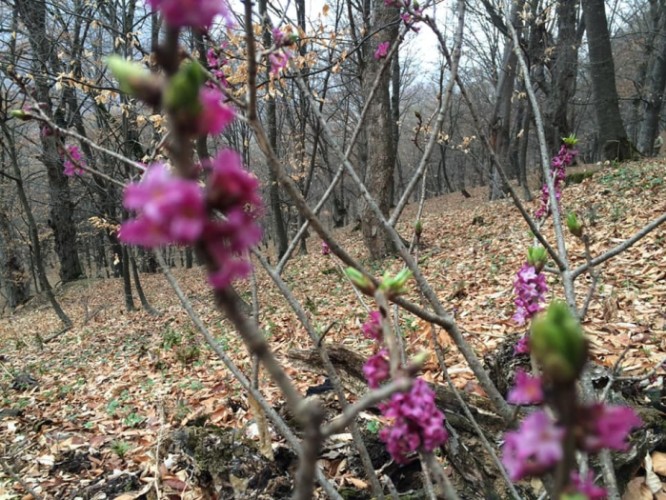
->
[106,56,162,106]
[345,268,375,296]
[527,246,547,272]
[566,212,583,238]
[530,301,587,384]
[163,60,207,114]
[380,268,412,297]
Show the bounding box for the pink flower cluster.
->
[535,143,578,220]
[360,310,447,463]
[502,374,641,485]
[120,149,262,289]
[198,87,235,136]
[361,311,383,341]
[147,0,229,29]
[379,378,448,463]
[374,41,390,60]
[63,145,85,176]
[507,369,543,405]
[206,46,228,87]
[512,263,548,325]
[569,471,607,500]
[321,241,331,255]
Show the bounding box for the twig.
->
[570,212,666,279]
[154,252,343,500]
[0,455,43,500]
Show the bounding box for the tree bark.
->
[637,2,666,156]
[545,0,582,154]
[359,0,399,259]
[0,209,31,308]
[581,0,633,160]
[15,0,84,283]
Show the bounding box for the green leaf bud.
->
[566,212,584,238]
[106,55,162,105]
[530,301,587,384]
[163,60,207,114]
[344,268,375,296]
[10,109,31,121]
[562,134,578,147]
[380,268,412,297]
[527,246,548,272]
[414,220,423,236]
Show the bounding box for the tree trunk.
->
[359,0,399,259]
[15,0,84,283]
[130,252,158,315]
[637,2,666,156]
[545,0,581,154]
[0,209,31,308]
[121,246,135,312]
[581,0,633,160]
[1,122,71,328]
[259,0,289,258]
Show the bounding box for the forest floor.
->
[0,159,665,499]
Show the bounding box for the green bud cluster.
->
[527,246,548,272]
[566,212,584,238]
[530,301,587,384]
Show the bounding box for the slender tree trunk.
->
[130,252,158,315]
[2,123,71,328]
[259,0,289,258]
[0,209,31,308]
[359,0,400,259]
[581,0,633,160]
[121,246,135,312]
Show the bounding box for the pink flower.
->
[569,471,607,500]
[579,404,642,453]
[120,163,206,246]
[206,149,262,211]
[514,334,530,355]
[198,87,235,135]
[374,41,390,60]
[507,369,543,405]
[208,257,252,289]
[321,241,331,255]
[63,145,85,176]
[502,411,564,481]
[269,51,290,76]
[513,263,548,325]
[363,350,390,388]
[378,378,447,463]
[147,0,229,29]
[362,311,383,341]
[535,142,577,219]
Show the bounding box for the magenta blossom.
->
[535,142,578,219]
[514,334,530,355]
[206,149,262,211]
[147,0,230,29]
[120,163,206,247]
[321,241,330,255]
[269,51,290,76]
[374,41,390,60]
[379,378,447,463]
[579,404,642,453]
[362,311,383,341]
[63,145,85,176]
[513,263,548,325]
[569,471,607,500]
[502,410,564,481]
[197,87,235,136]
[507,369,543,405]
[363,350,390,388]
